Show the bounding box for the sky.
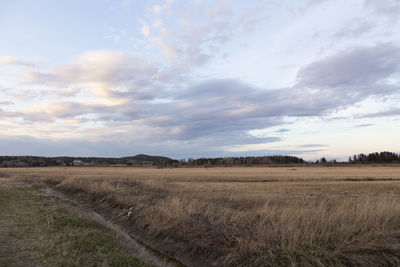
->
[0,0,399,160]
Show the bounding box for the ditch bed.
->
[43,185,210,267]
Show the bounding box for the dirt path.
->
[43,186,184,267]
[0,178,165,266]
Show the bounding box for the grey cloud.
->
[355,123,374,127]
[333,20,374,39]
[0,101,13,105]
[148,81,285,141]
[24,103,100,122]
[303,0,329,8]
[178,20,234,67]
[362,108,400,118]
[300,0,333,12]
[15,81,285,146]
[276,128,290,133]
[153,43,400,142]
[297,43,400,88]
[364,0,400,19]
[299,144,328,148]
[1,101,133,123]
[1,87,45,101]
[0,108,20,119]
[179,135,281,149]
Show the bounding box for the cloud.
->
[141,23,150,37]
[152,5,164,15]
[205,0,232,17]
[276,128,290,133]
[153,18,163,28]
[364,0,400,19]
[13,41,400,150]
[299,144,328,148]
[19,102,109,122]
[296,43,400,89]
[27,50,158,99]
[0,56,33,70]
[333,20,374,39]
[224,144,325,156]
[355,123,374,127]
[361,108,400,118]
[303,0,330,8]
[142,1,268,69]
[0,56,16,66]
[0,101,13,106]
[151,43,400,142]
[150,0,175,15]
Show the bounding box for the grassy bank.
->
[2,166,400,266]
[0,181,152,266]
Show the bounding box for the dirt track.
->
[0,178,168,266]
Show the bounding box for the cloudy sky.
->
[1,0,399,160]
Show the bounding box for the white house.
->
[72,160,83,166]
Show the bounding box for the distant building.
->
[72,160,83,166]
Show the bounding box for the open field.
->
[1,166,400,266]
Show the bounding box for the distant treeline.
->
[0,152,399,167]
[0,155,305,167]
[348,151,400,164]
[0,154,171,167]
[173,155,304,166]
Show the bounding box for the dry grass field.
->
[1,166,400,266]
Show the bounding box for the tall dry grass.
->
[3,166,400,266]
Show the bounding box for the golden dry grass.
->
[2,166,400,266]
